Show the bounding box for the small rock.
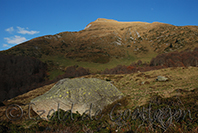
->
[156,76,169,82]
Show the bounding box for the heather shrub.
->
[150,47,198,67]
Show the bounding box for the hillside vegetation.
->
[1,18,198,71]
[1,47,198,103]
[0,67,197,132]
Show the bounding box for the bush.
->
[150,47,198,67]
[100,47,198,75]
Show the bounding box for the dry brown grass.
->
[1,67,198,131]
[83,67,198,109]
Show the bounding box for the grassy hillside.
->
[1,18,198,76]
[0,67,197,132]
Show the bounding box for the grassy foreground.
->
[0,67,198,132]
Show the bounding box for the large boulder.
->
[31,78,124,120]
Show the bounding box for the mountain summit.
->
[95,18,118,22]
[1,18,198,64]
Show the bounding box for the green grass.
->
[40,55,137,73]
[39,51,158,80]
[48,69,65,80]
[135,52,158,63]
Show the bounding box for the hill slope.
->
[1,67,198,132]
[1,18,198,65]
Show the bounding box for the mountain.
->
[1,18,198,67]
[0,18,198,132]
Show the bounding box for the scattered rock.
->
[141,81,145,85]
[156,76,169,82]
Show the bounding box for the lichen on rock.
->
[30,78,124,119]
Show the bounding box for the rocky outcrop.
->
[31,78,124,120]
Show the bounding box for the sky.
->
[1,0,198,51]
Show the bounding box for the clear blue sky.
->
[1,0,198,51]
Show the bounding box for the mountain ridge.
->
[1,18,198,65]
